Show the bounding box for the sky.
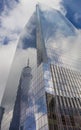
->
[0,0,81,104]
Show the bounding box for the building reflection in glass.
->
[1,4,81,130]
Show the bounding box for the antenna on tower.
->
[27,58,29,67]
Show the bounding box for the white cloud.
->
[0,0,64,46]
[74,13,81,23]
[39,0,66,15]
[1,0,64,35]
[46,30,81,71]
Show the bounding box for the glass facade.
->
[1,4,81,130]
[47,64,81,130]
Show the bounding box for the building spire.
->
[27,58,29,67]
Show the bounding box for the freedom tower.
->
[1,4,81,130]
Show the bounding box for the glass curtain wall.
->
[1,4,81,130]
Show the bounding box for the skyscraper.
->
[9,60,32,130]
[1,4,81,130]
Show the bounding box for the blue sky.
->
[62,0,81,29]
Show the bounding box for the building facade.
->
[1,4,81,130]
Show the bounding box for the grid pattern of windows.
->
[20,63,48,130]
[46,64,81,130]
[50,64,81,98]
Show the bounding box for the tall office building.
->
[9,60,32,130]
[1,4,81,130]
